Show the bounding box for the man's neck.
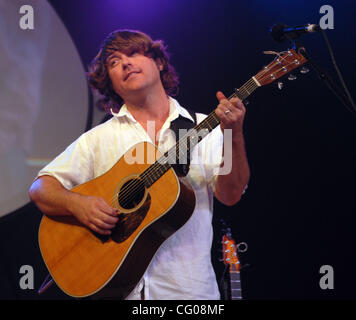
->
[124,87,170,124]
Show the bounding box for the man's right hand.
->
[70,195,119,235]
[29,176,119,235]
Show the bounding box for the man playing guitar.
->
[29,29,250,299]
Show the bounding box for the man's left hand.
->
[215,91,246,136]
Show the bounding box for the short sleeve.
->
[36,133,94,190]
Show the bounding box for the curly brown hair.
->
[87,29,179,111]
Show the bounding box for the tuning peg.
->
[288,73,297,81]
[277,81,284,90]
[300,66,310,74]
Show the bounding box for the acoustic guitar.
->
[38,49,307,298]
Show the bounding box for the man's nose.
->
[121,55,132,69]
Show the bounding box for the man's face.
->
[106,51,163,100]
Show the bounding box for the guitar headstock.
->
[222,233,240,272]
[220,223,248,300]
[254,49,307,86]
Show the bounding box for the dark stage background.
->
[1,0,355,300]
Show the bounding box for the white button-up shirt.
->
[37,97,223,299]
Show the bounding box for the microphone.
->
[270,23,321,43]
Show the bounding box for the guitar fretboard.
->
[230,270,242,300]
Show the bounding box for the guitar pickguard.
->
[111,193,151,243]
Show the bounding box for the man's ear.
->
[155,58,164,71]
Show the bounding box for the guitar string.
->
[235,78,260,98]
[242,78,258,90]
[111,59,300,207]
[236,79,256,96]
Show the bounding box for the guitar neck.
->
[191,76,260,136]
[230,270,242,300]
[139,77,260,187]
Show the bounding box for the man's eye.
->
[110,59,119,67]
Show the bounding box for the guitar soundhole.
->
[118,178,146,210]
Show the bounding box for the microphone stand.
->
[292,39,356,119]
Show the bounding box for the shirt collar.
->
[110,96,195,124]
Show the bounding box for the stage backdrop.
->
[0,0,89,217]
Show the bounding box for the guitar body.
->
[38,142,196,298]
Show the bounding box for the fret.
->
[230,274,240,278]
[157,164,165,176]
[233,78,258,101]
[195,112,220,133]
[230,277,241,282]
[235,88,246,100]
[230,272,240,279]
[169,126,211,165]
[227,258,242,300]
[142,171,153,186]
[211,112,220,126]
[205,119,213,131]
[151,169,157,181]
[230,284,242,300]
[140,161,171,188]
